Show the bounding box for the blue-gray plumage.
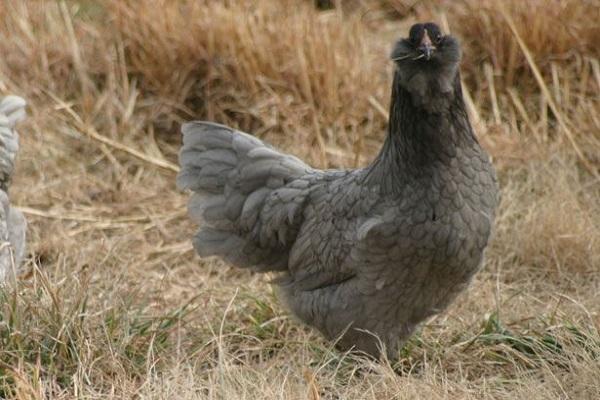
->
[0,95,27,282]
[178,23,499,358]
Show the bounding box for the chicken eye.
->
[435,34,443,44]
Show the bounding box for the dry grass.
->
[0,0,599,398]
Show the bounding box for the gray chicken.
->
[178,23,499,358]
[0,95,27,283]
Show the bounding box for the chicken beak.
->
[418,29,435,60]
